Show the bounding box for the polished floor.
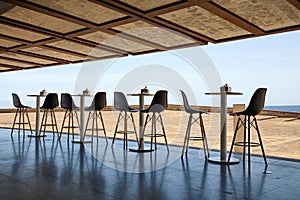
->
[1,128,300,200]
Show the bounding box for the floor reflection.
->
[1,129,299,200]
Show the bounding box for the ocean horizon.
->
[264,105,300,112]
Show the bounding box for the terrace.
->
[0,0,300,199]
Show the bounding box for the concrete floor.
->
[1,128,300,200]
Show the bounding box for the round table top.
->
[27,94,46,97]
[205,92,243,95]
[127,93,154,96]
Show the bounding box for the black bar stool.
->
[59,93,80,141]
[112,92,138,150]
[180,90,210,159]
[84,92,108,143]
[228,88,268,172]
[11,93,32,135]
[40,93,59,137]
[140,90,168,151]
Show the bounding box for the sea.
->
[264,105,300,112]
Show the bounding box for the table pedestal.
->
[72,94,92,143]
[128,92,154,153]
[27,95,46,137]
[206,85,242,164]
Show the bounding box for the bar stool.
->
[59,93,80,141]
[11,93,33,135]
[180,90,210,159]
[112,92,138,150]
[39,93,59,137]
[84,92,108,143]
[140,90,168,151]
[228,88,268,171]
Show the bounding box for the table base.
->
[28,134,46,138]
[72,140,92,144]
[208,156,240,165]
[129,148,154,153]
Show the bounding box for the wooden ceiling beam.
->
[288,0,300,10]
[2,0,98,28]
[198,1,265,36]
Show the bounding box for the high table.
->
[27,94,46,137]
[71,94,92,143]
[205,85,242,164]
[127,93,154,152]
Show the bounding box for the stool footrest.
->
[144,133,165,137]
[62,126,79,129]
[41,124,57,127]
[15,122,30,125]
[234,141,261,147]
[116,130,136,134]
[188,136,204,140]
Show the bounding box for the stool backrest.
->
[91,92,106,111]
[149,90,168,113]
[180,90,192,113]
[245,88,267,116]
[12,93,22,108]
[42,93,59,109]
[114,92,130,111]
[61,93,77,110]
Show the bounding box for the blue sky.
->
[0,30,299,108]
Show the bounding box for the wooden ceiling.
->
[0,0,299,72]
